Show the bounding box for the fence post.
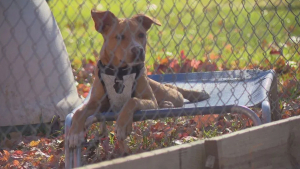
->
[0,0,82,127]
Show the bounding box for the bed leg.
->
[261,100,271,123]
[231,106,262,126]
[65,113,82,168]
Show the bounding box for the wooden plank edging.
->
[205,115,300,169]
[79,116,300,169]
[79,140,206,169]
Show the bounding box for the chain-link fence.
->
[0,0,299,168]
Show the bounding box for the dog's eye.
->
[138,33,145,38]
[115,34,125,40]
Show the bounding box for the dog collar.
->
[97,60,144,94]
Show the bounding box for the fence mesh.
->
[0,0,299,168]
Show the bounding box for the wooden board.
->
[80,140,206,169]
[79,116,300,169]
[205,116,300,169]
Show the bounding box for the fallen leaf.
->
[72,57,82,69]
[218,20,223,26]
[207,34,214,40]
[83,92,89,98]
[12,160,20,167]
[261,39,268,49]
[155,64,168,74]
[180,50,186,60]
[47,155,59,166]
[169,59,180,72]
[29,140,40,147]
[190,59,202,69]
[160,57,169,65]
[274,56,286,73]
[193,115,218,129]
[178,132,189,139]
[152,132,165,141]
[11,150,23,159]
[225,44,232,53]
[270,49,281,55]
[209,52,219,60]
[0,150,10,165]
[151,122,166,132]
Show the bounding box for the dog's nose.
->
[131,47,145,61]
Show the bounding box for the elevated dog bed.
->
[65,69,279,168]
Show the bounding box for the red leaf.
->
[270,49,281,55]
[282,114,290,119]
[152,132,165,141]
[151,122,166,132]
[203,60,218,71]
[180,59,192,73]
[156,64,168,74]
[14,150,23,155]
[178,132,189,139]
[180,50,186,60]
[193,115,218,129]
[169,59,180,72]
[83,92,89,98]
[190,59,201,69]
[11,150,23,159]
[82,85,90,93]
[274,57,286,73]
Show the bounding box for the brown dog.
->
[66,10,209,151]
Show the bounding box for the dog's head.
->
[91,10,161,66]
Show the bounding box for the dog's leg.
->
[116,74,158,153]
[116,98,157,140]
[164,83,210,102]
[149,78,184,108]
[67,105,97,147]
[149,78,209,106]
[67,78,109,147]
[116,97,157,154]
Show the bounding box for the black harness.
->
[97,60,144,97]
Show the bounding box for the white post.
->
[0,0,82,126]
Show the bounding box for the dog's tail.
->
[164,84,210,102]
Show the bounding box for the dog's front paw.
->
[66,125,85,148]
[116,123,132,141]
[115,124,132,155]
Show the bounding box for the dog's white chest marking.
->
[101,73,136,112]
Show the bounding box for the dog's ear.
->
[91,10,118,33]
[132,14,161,31]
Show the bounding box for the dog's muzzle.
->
[131,46,145,61]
